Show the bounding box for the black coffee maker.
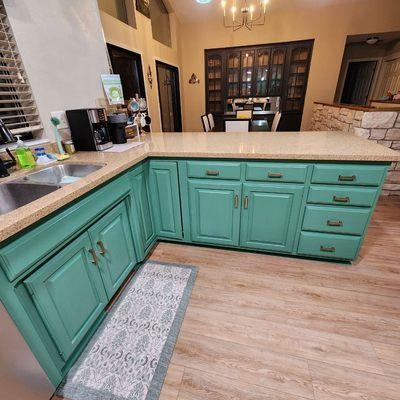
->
[108,113,128,144]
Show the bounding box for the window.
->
[0,1,42,140]
[107,44,145,100]
[98,0,136,29]
[150,0,171,47]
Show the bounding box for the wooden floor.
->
[154,196,400,400]
[57,197,400,400]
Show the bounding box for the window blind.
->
[0,1,42,138]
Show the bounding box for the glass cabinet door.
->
[206,54,223,113]
[285,46,311,111]
[226,51,240,99]
[255,48,270,97]
[240,50,254,97]
[268,48,286,96]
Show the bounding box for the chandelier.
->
[221,0,269,31]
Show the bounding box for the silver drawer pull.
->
[327,220,343,227]
[268,172,283,178]
[333,195,350,203]
[338,175,356,182]
[206,170,219,176]
[320,246,336,253]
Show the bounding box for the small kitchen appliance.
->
[107,113,128,144]
[66,108,113,151]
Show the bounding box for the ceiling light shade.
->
[366,37,379,45]
[196,0,212,3]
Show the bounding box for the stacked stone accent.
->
[311,103,400,196]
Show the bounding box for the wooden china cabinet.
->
[205,39,314,131]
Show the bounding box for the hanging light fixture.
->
[221,0,268,31]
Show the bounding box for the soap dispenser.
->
[15,135,36,168]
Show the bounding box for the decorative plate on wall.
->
[136,0,150,18]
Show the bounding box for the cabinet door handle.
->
[327,220,343,227]
[234,194,239,208]
[97,240,106,255]
[206,170,219,176]
[268,172,283,178]
[320,246,336,253]
[338,175,356,182]
[88,249,98,264]
[333,195,350,203]
[243,196,249,209]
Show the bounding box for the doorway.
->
[156,61,182,132]
[340,60,378,105]
[107,44,146,100]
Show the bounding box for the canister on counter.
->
[62,140,76,155]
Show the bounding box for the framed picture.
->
[136,0,150,18]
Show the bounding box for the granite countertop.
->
[0,131,399,243]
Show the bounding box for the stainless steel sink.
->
[0,182,60,215]
[20,163,104,186]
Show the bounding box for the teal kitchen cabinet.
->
[149,160,183,239]
[188,179,242,246]
[88,200,136,298]
[240,183,304,252]
[24,233,108,362]
[129,164,156,256]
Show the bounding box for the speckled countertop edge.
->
[1,131,399,243]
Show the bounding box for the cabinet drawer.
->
[307,186,378,207]
[246,162,308,183]
[298,231,361,260]
[302,205,370,236]
[187,161,241,180]
[311,164,387,186]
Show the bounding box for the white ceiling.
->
[168,0,366,24]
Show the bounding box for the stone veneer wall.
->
[311,103,400,196]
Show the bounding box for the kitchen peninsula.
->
[0,131,399,387]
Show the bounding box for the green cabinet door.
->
[149,160,183,239]
[130,165,156,254]
[188,179,242,246]
[89,201,136,298]
[240,183,304,252]
[24,233,108,361]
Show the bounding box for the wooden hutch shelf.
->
[205,39,314,131]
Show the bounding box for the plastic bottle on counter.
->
[15,135,36,168]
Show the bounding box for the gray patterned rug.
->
[56,261,197,400]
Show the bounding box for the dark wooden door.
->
[156,61,182,132]
[341,61,377,105]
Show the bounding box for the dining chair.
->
[236,109,253,119]
[224,119,250,132]
[270,111,282,132]
[207,113,215,130]
[201,114,211,132]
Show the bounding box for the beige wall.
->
[5,0,110,140]
[178,0,400,132]
[99,5,181,132]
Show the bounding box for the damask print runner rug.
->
[56,261,197,400]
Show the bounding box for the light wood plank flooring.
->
[155,196,400,400]
[57,197,400,400]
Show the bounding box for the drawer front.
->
[307,185,378,207]
[246,162,308,183]
[311,164,387,186]
[187,161,241,180]
[0,175,132,282]
[298,231,361,260]
[302,205,370,236]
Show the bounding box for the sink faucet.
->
[0,148,17,178]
